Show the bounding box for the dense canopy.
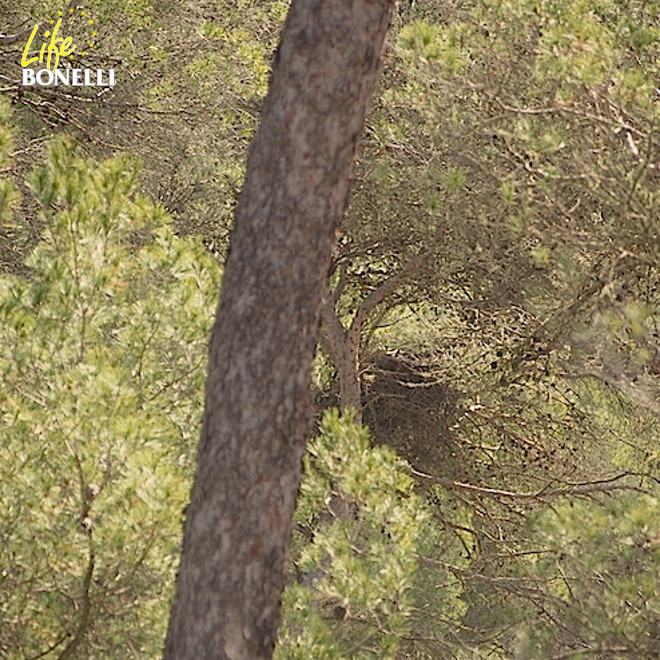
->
[0,0,658,657]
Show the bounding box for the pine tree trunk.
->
[163,1,395,658]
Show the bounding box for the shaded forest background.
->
[0,0,659,657]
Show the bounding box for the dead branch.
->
[410,468,648,501]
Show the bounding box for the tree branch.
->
[410,468,648,501]
[57,442,96,660]
[0,1,77,46]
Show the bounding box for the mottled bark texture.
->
[163,1,395,659]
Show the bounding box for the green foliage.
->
[0,134,219,657]
[398,19,467,73]
[516,492,660,658]
[2,0,659,656]
[2,0,290,266]
[0,98,14,164]
[335,0,660,655]
[0,98,20,228]
[278,411,430,659]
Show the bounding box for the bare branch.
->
[0,1,77,46]
[410,468,648,501]
[0,24,43,46]
[417,555,559,601]
[348,247,429,344]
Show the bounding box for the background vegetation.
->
[1,0,658,657]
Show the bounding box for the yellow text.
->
[22,19,76,70]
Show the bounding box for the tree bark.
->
[163,1,395,659]
[319,291,363,422]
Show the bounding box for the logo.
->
[21,6,115,88]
